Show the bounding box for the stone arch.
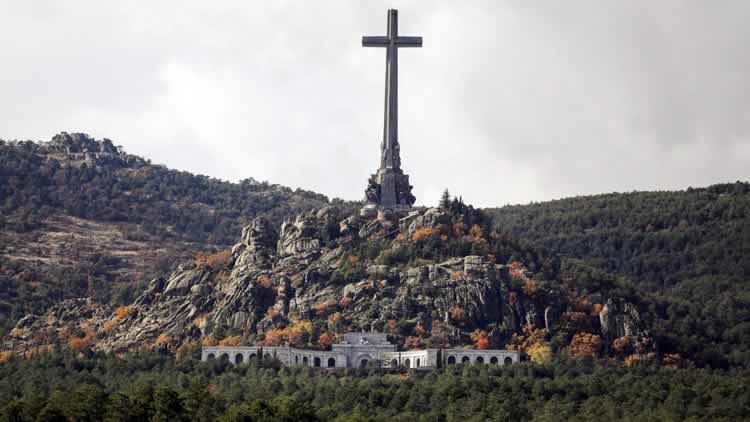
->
[504,357,513,366]
[391,359,398,368]
[314,357,321,367]
[416,358,420,368]
[404,358,411,368]
[220,353,230,362]
[358,355,372,368]
[476,356,484,364]
[295,355,299,365]
[207,353,215,360]
[303,356,309,366]
[490,356,498,364]
[235,354,244,364]
[447,356,456,365]
[249,353,257,360]
[461,356,470,364]
[328,358,336,368]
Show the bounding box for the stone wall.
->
[202,345,520,369]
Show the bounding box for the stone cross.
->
[363,9,422,171]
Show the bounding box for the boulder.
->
[277,213,323,257]
[163,267,212,296]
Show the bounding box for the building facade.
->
[201,332,520,369]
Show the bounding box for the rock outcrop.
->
[2,207,654,360]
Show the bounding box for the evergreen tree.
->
[439,189,451,210]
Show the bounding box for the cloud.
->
[1,0,748,207]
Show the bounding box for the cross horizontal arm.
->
[395,36,423,47]
[362,36,389,47]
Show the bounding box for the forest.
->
[0,137,334,244]
[1,349,748,421]
[487,183,750,369]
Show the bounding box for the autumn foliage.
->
[261,320,312,347]
[568,332,603,359]
[470,329,490,349]
[219,336,241,347]
[661,353,692,369]
[318,332,335,349]
[404,336,423,349]
[0,351,14,363]
[67,328,95,353]
[448,306,466,323]
[506,325,551,364]
[194,249,232,269]
[412,227,436,242]
[114,305,132,321]
[527,342,552,364]
[155,334,173,346]
[201,336,219,347]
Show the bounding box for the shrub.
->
[412,227,436,242]
[568,332,602,359]
[113,305,132,321]
[194,250,232,269]
[218,336,241,347]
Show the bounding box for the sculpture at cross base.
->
[360,9,422,218]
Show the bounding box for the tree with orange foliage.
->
[67,328,95,353]
[470,329,490,349]
[568,332,602,358]
[202,336,219,347]
[219,336,241,346]
[318,332,335,349]
[404,336,423,349]
[113,305,132,321]
[506,325,553,364]
[448,306,466,323]
[468,224,484,242]
[611,336,632,356]
[412,227,436,242]
[262,329,283,346]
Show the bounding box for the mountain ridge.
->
[1,133,748,369]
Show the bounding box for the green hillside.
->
[487,182,750,368]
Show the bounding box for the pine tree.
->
[439,189,451,210]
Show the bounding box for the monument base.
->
[360,204,412,219]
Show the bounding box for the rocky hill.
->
[4,205,653,366]
[0,133,344,334]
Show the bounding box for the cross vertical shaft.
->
[363,9,422,172]
[361,9,422,214]
[383,9,398,169]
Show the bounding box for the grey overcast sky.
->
[1,1,748,207]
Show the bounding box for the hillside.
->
[5,201,656,374]
[487,182,750,368]
[0,133,342,334]
[2,134,749,370]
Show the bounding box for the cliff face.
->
[3,206,652,359]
